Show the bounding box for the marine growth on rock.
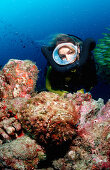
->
[0,59,38,99]
[17,91,79,145]
[0,59,110,170]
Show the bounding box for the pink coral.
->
[76,101,110,169]
[52,95,110,170]
[66,92,104,127]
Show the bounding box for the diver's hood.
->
[53,43,78,65]
[41,38,96,73]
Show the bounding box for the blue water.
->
[0,0,110,102]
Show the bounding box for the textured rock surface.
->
[65,92,104,127]
[0,97,28,144]
[0,59,110,170]
[52,100,110,170]
[0,59,38,99]
[17,91,79,145]
[0,135,46,170]
[0,93,109,170]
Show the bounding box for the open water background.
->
[0,0,110,102]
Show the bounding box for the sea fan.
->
[94,27,110,83]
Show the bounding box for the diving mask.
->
[52,43,78,65]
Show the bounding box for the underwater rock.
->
[0,59,38,99]
[17,91,79,145]
[0,135,46,170]
[0,97,29,122]
[0,98,27,144]
[0,91,109,169]
[79,101,110,169]
[0,70,13,99]
[0,58,109,169]
[52,100,110,170]
[65,92,104,127]
[0,100,10,122]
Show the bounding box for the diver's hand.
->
[0,117,22,144]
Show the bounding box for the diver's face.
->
[58,46,76,62]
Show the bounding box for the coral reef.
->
[65,92,104,127]
[0,59,38,99]
[76,101,110,169]
[0,135,46,170]
[94,27,110,83]
[17,91,79,145]
[52,99,110,170]
[0,59,110,170]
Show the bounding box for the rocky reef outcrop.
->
[0,135,46,170]
[0,59,110,170]
[52,98,110,170]
[17,91,79,145]
[0,59,38,99]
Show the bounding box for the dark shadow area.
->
[37,135,77,169]
[91,81,110,103]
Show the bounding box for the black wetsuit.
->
[41,35,97,93]
[47,53,97,92]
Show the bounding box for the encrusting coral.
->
[0,135,46,170]
[0,59,110,170]
[0,59,38,99]
[52,98,110,170]
[17,91,79,145]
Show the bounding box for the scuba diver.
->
[41,34,97,95]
